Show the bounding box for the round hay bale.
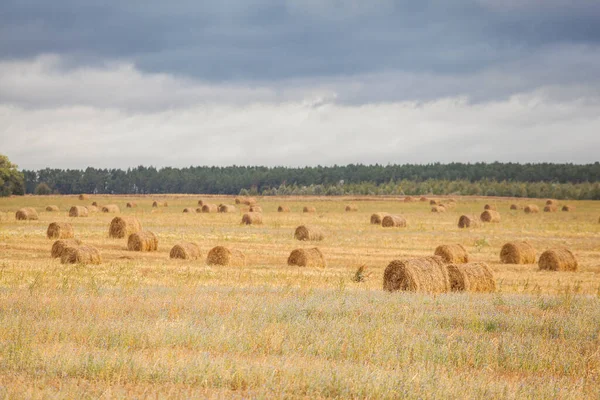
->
[51,238,82,258]
[162,202,168,207]
[127,231,158,252]
[383,256,449,293]
[206,246,246,266]
[561,205,575,212]
[382,215,407,228]
[78,194,89,200]
[303,206,316,213]
[446,262,496,292]
[202,204,218,213]
[500,241,536,264]
[235,197,257,206]
[109,216,142,239]
[484,204,496,211]
[101,204,120,213]
[404,196,415,203]
[370,212,390,225]
[249,205,262,213]
[47,222,74,239]
[278,205,290,212]
[197,200,204,206]
[69,206,88,217]
[524,205,539,214]
[431,205,446,213]
[509,204,523,210]
[15,207,38,221]
[218,204,236,213]
[91,201,99,207]
[458,215,481,228]
[345,205,358,212]
[169,242,201,260]
[46,205,60,212]
[420,197,428,202]
[60,245,101,265]
[287,247,326,267]
[195,207,203,213]
[234,197,242,204]
[294,225,324,241]
[126,202,137,208]
[543,204,558,212]
[546,199,557,205]
[152,201,159,208]
[241,212,263,225]
[429,199,438,205]
[434,244,470,264]
[480,210,500,223]
[183,207,195,213]
[538,248,578,271]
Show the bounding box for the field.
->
[1,195,599,399]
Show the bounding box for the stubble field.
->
[0,195,599,399]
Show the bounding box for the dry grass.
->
[1,194,600,398]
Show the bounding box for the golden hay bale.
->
[524,204,539,214]
[152,201,159,207]
[234,197,242,204]
[195,207,203,213]
[101,204,120,213]
[429,199,438,205]
[345,204,359,212]
[546,199,557,205]
[249,205,263,213]
[92,201,99,207]
[544,204,558,212]
[500,241,536,264]
[169,242,202,260]
[206,246,246,266]
[431,205,446,213]
[47,222,74,239]
[480,210,501,223]
[538,248,578,271]
[218,204,236,213]
[126,202,137,208]
[509,204,523,210]
[183,207,195,213]
[127,231,158,252]
[370,212,390,225]
[484,204,496,211]
[382,215,407,228]
[109,216,142,239]
[446,263,496,292]
[60,245,102,265]
[202,204,218,213]
[241,212,263,225]
[383,256,449,293]
[294,225,324,241]
[46,205,60,212]
[434,244,470,264]
[404,196,415,203]
[15,207,38,221]
[562,205,575,212]
[197,200,204,206]
[235,197,257,206]
[278,205,291,212]
[51,238,82,258]
[287,247,326,267]
[303,206,316,213]
[458,215,481,228]
[420,197,428,202]
[78,194,89,200]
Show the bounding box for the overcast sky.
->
[1,0,599,169]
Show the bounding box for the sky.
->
[1,0,599,170]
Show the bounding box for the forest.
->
[14,162,600,200]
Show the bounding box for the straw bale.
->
[126,202,137,208]
[404,196,415,203]
[524,205,539,214]
[169,242,202,260]
[383,256,449,293]
[484,204,496,211]
[446,262,496,292]
[458,215,481,228]
[69,206,88,217]
[46,205,60,212]
[303,206,316,213]
[345,205,359,212]
[218,204,236,213]
[60,245,101,265]
[538,248,578,271]
[206,246,246,266]
[544,204,558,212]
[287,247,326,267]
[278,205,291,212]
[202,204,218,213]
[480,210,501,223]
[561,205,575,212]
[109,216,142,239]
[430,199,439,205]
[370,212,390,225]
[434,244,470,264]
[92,202,99,207]
[382,215,407,228]
[294,225,324,241]
[127,231,158,252]
[47,222,74,239]
[78,194,89,200]
[101,204,120,213]
[241,212,263,225]
[249,205,262,213]
[546,199,557,205]
[51,238,82,258]
[500,241,536,264]
[420,197,428,202]
[197,200,204,206]
[183,207,195,213]
[431,205,446,213]
[15,207,38,220]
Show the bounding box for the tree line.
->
[13,162,600,200]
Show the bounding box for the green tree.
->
[0,154,25,196]
[34,182,52,195]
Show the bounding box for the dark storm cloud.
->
[1,0,599,82]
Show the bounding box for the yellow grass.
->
[1,194,599,398]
